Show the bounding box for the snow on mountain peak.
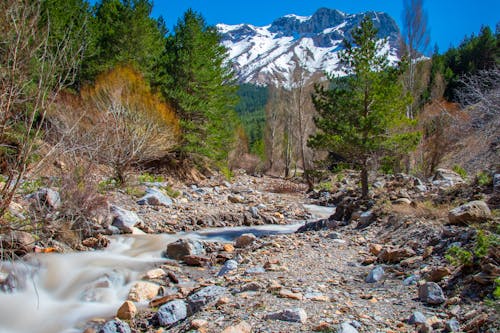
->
[217,8,401,87]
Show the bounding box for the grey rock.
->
[403,274,421,286]
[418,282,446,305]
[432,168,465,187]
[249,206,260,219]
[350,320,362,329]
[337,322,359,333]
[235,233,257,248]
[240,281,263,292]
[165,239,205,260]
[445,318,460,332]
[187,285,227,313]
[373,181,385,189]
[408,311,427,325]
[217,259,238,277]
[366,266,384,283]
[359,210,374,224]
[156,299,188,327]
[27,188,61,210]
[99,319,131,333]
[448,200,491,225]
[327,232,342,239]
[494,174,500,193]
[137,188,173,206]
[265,308,307,323]
[244,266,266,275]
[110,205,141,233]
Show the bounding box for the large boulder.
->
[187,285,228,314]
[165,239,206,260]
[137,188,173,206]
[155,299,188,327]
[110,205,141,233]
[448,201,491,225]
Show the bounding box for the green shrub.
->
[476,171,492,186]
[138,172,164,183]
[446,245,473,266]
[452,165,467,179]
[165,186,181,198]
[494,278,500,299]
[20,178,44,194]
[98,178,117,193]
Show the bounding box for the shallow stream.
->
[0,205,334,333]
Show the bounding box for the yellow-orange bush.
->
[50,65,179,183]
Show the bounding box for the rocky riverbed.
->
[0,169,499,333]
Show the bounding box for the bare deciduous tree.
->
[401,0,431,119]
[0,0,84,221]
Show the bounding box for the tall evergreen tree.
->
[159,9,238,165]
[82,0,165,82]
[309,16,419,198]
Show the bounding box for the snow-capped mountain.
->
[217,8,401,86]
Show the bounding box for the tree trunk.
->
[361,164,369,199]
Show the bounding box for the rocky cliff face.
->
[217,8,401,86]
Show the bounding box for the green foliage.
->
[474,230,499,258]
[446,245,473,266]
[138,172,165,183]
[476,171,492,186]
[159,9,239,166]
[98,178,118,192]
[125,186,144,198]
[494,278,500,299]
[452,165,468,179]
[164,186,181,199]
[309,16,418,197]
[20,178,45,194]
[431,25,499,101]
[219,166,234,181]
[82,0,165,82]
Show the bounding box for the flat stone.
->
[222,321,252,333]
[240,282,263,292]
[187,285,228,313]
[366,266,384,283]
[378,247,416,263]
[279,289,303,300]
[99,319,131,333]
[244,266,266,275]
[116,301,137,320]
[448,201,491,225]
[418,282,446,305]
[265,308,307,323]
[191,319,208,329]
[235,233,257,248]
[165,239,206,260]
[156,299,188,327]
[144,268,166,280]
[183,255,211,266]
[128,281,160,302]
[427,267,451,282]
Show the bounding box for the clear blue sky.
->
[149,0,499,53]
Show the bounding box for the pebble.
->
[221,320,252,333]
[235,233,257,248]
[116,301,137,320]
[187,285,228,313]
[217,259,238,277]
[408,311,427,325]
[337,322,359,333]
[98,319,131,333]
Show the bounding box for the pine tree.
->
[309,16,419,198]
[82,0,165,82]
[159,9,238,166]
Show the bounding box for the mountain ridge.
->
[217,8,401,86]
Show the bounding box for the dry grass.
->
[385,200,451,220]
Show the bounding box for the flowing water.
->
[0,205,334,333]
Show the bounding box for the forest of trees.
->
[1,0,499,220]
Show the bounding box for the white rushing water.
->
[0,205,334,333]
